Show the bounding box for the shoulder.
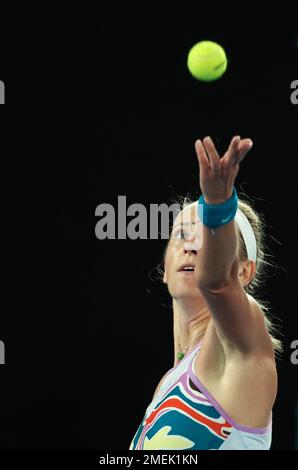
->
[199,278,275,358]
[221,293,276,360]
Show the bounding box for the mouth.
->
[178,264,195,273]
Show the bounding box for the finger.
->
[237,138,253,163]
[228,135,241,156]
[221,135,241,168]
[202,136,221,169]
[195,139,210,167]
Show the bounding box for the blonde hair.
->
[156,192,283,357]
[236,196,283,356]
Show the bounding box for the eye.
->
[172,229,190,240]
[172,228,182,239]
[175,230,185,239]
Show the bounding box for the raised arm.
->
[193,136,272,356]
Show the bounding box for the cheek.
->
[164,247,172,267]
[164,248,175,281]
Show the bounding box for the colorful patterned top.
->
[129,340,272,450]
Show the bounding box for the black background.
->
[0,4,297,450]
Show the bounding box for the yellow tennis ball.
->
[187,41,227,82]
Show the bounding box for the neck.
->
[172,297,210,367]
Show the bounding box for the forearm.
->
[192,135,253,289]
[196,220,238,290]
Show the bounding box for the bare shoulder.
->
[246,295,277,358]
[220,294,278,397]
[195,295,277,381]
[194,299,278,427]
[221,293,276,360]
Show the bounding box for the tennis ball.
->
[187,41,227,82]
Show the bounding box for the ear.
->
[238,260,256,287]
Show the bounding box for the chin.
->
[171,285,201,300]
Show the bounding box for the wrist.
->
[198,187,238,228]
[203,190,234,205]
[204,196,227,204]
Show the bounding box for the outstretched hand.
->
[195,136,253,204]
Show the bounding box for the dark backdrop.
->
[0,5,297,450]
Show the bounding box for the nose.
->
[183,241,198,255]
[184,246,197,255]
[183,232,200,253]
[184,248,197,255]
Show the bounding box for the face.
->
[163,203,203,299]
[162,203,255,298]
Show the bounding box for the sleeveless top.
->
[129,340,272,450]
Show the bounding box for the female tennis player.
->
[129,135,282,450]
